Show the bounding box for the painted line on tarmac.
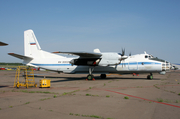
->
[105,89,180,108]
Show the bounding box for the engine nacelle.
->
[69,53,127,66]
[70,58,101,66]
[98,53,121,66]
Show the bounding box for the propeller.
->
[121,48,125,56]
[121,48,128,60]
[120,48,128,68]
[117,48,128,67]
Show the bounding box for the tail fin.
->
[24,30,41,57]
[24,29,64,59]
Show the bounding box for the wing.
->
[8,53,33,60]
[53,51,102,58]
[53,51,102,66]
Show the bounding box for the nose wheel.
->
[147,73,153,80]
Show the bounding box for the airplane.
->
[171,63,180,70]
[8,29,170,80]
[0,41,8,46]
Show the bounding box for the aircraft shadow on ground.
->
[0,85,9,88]
[33,75,159,83]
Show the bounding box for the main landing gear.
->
[86,67,107,80]
[86,74,107,80]
[87,74,95,80]
[147,73,153,80]
[100,74,106,79]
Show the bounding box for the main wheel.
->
[100,74,106,79]
[87,74,94,80]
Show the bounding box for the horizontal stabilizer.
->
[8,53,33,60]
[53,51,102,58]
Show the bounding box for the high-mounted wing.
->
[8,53,33,60]
[53,51,102,58]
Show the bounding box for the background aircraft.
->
[171,63,180,70]
[9,29,170,80]
[0,41,8,46]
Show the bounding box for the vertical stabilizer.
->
[24,29,64,59]
[24,29,41,57]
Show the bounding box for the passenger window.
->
[145,55,148,58]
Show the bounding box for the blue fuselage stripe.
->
[31,63,71,66]
[119,62,161,65]
[31,62,161,67]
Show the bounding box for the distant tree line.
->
[0,63,23,65]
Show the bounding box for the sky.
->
[0,0,180,63]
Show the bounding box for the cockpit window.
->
[150,55,154,58]
[145,55,154,58]
[145,55,148,58]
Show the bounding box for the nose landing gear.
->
[147,73,153,80]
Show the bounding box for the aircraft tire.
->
[87,74,94,80]
[100,74,106,79]
[150,75,153,80]
[147,75,153,80]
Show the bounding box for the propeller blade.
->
[121,48,125,56]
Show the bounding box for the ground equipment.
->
[39,79,51,88]
[14,66,37,88]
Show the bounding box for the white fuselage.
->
[26,53,169,75]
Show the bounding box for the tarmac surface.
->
[0,70,180,119]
